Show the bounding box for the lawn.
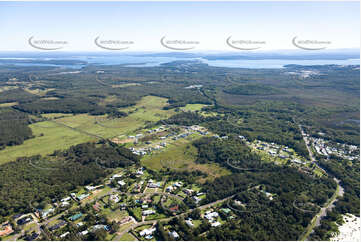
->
[145,212,167,221]
[152,195,161,204]
[129,207,142,222]
[104,209,129,222]
[134,225,152,233]
[23,221,37,232]
[117,232,137,241]
[192,219,202,228]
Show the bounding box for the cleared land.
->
[0,102,18,107]
[141,138,231,181]
[183,104,208,112]
[0,96,174,164]
[0,121,93,164]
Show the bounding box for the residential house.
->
[110,194,120,203]
[140,228,156,237]
[183,189,194,196]
[60,232,70,238]
[166,186,174,192]
[69,213,83,221]
[142,210,155,216]
[192,196,202,204]
[204,211,219,221]
[168,231,180,239]
[0,222,13,237]
[169,205,179,213]
[79,230,88,236]
[185,220,194,227]
[211,221,221,227]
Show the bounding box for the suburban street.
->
[113,195,235,240]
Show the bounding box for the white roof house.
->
[110,194,120,203]
[185,220,194,227]
[211,221,221,227]
[61,201,70,207]
[61,196,71,202]
[205,212,219,220]
[166,186,174,192]
[60,232,70,238]
[192,196,202,204]
[118,180,126,186]
[111,174,122,179]
[169,231,180,239]
[173,182,182,188]
[140,228,156,237]
[76,222,84,227]
[142,210,155,216]
[85,185,95,191]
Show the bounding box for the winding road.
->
[297,125,344,241]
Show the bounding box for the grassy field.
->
[24,87,55,96]
[112,83,140,88]
[49,95,175,139]
[141,138,231,181]
[182,103,219,117]
[0,121,93,164]
[183,104,208,112]
[117,232,137,241]
[0,96,174,164]
[0,102,18,107]
[0,86,18,92]
[41,113,75,119]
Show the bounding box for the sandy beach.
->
[330,213,360,242]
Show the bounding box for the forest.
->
[0,108,33,150]
[193,136,264,169]
[223,83,282,96]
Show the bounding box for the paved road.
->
[297,125,345,241]
[314,178,344,227]
[298,125,327,174]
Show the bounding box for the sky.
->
[0,1,359,52]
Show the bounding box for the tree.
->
[190,208,201,219]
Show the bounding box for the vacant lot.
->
[141,138,230,181]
